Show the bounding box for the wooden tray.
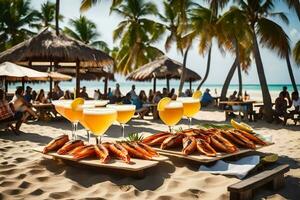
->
[153,144,273,164]
[34,147,168,177]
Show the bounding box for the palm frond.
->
[293,40,300,66]
[257,17,290,58]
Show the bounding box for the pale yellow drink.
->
[83,108,117,139]
[159,101,183,126]
[177,97,201,117]
[106,105,135,124]
[106,104,136,138]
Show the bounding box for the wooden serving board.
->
[34,147,168,177]
[152,144,273,164]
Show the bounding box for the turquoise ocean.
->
[6,79,299,96]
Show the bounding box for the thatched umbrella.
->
[57,68,115,95]
[126,56,201,91]
[0,28,114,96]
[0,62,48,91]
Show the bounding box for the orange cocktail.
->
[177,97,201,127]
[106,104,136,138]
[83,108,117,144]
[159,101,183,132]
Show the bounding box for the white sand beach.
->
[1,110,299,200]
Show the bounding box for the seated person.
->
[201,88,213,106]
[148,89,154,103]
[31,90,37,103]
[184,89,192,97]
[274,92,288,124]
[162,88,168,98]
[291,91,300,114]
[79,86,90,100]
[122,93,132,105]
[11,87,37,119]
[35,89,48,103]
[93,89,102,100]
[131,91,149,119]
[285,91,300,123]
[24,86,33,103]
[152,91,162,104]
[60,90,72,100]
[0,89,24,131]
[229,90,238,101]
[168,88,175,98]
[281,86,291,105]
[53,83,64,100]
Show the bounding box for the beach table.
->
[219,100,257,121]
[32,103,55,120]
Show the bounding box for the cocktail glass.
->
[106,104,136,138]
[82,108,117,144]
[177,97,201,128]
[52,100,80,140]
[158,101,183,132]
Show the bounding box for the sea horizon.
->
[6,79,299,96]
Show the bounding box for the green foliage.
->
[293,40,300,66]
[111,0,164,75]
[63,15,109,53]
[199,123,232,129]
[126,133,144,142]
[0,0,39,51]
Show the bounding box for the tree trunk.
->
[286,53,298,93]
[252,31,273,122]
[178,45,191,96]
[197,44,212,90]
[220,59,237,101]
[235,39,242,97]
[55,0,60,35]
[75,60,80,98]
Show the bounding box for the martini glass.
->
[52,100,80,140]
[158,100,183,132]
[82,108,117,144]
[177,97,201,128]
[106,104,136,138]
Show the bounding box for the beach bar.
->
[0,28,114,97]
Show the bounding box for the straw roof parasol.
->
[126,56,201,81]
[126,56,201,91]
[0,28,114,68]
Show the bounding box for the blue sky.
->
[31,0,300,85]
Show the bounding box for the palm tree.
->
[64,16,109,53]
[217,7,252,100]
[188,5,219,91]
[0,0,39,51]
[294,40,300,65]
[233,0,294,122]
[80,0,122,12]
[159,0,195,94]
[111,0,164,75]
[34,1,63,30]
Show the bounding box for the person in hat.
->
[201,88,213,106]
[24,86,33,103]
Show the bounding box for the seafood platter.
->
[35,135,168,174]
[142,125,271,163]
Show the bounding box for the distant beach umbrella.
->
[0,62,48,91]
[0,27,114,96]
[126,56,201,91]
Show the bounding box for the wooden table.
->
[219,100,258,121]
[32,103,55,120]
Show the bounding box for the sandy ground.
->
[0,109,300,200]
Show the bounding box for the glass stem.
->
[72,122,78,140]
[121,123,125,138]
[188,117,192,129]
[86,130,90,143]
[168,126,172,133]
[96,136,102,144]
